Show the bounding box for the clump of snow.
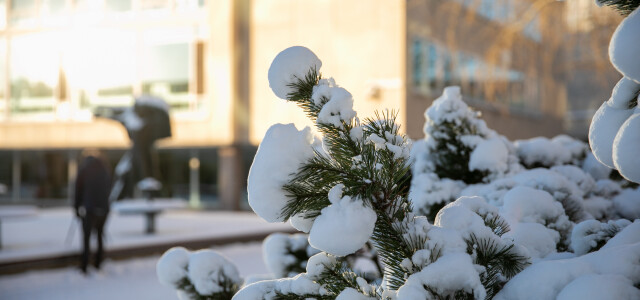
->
[232,279,277,300]
[267,46,322,100]
[550,165,595,194]
[248,123,315,222]
[612,187,640,220]
[408,171,464,216]
[459,179,516,207]
[469,137,509,175]
[425,87,484,130]
[593,179,622,198]
[609,77,640,109]
[263,233,320,278]
[589,100,635,168]
[514,135,586,168]
[275,273,326,296]
[581,151,612,180]
[556,274,640,300]
[504,222,559,259]
[601,220,640,250]
[187,249,242,295]
[495,242,640,300]
[305,252,338,279]
[500,186,567,226]
[397,253,486,300]
[435,198,497,242]
[309,185,377,256]
[613,112,640,182]
[570,219,631,255]
[500,186,571,256]
[582,195,614,221]
[609,8,640,82]
[312,80,357,129]
[289,212,316,233]
[157,246,190,286]
[336,287,375,300]
[551,135,588,161]
[232,274,326,300]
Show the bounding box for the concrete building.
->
[0,0,617,206]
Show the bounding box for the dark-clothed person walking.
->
[74,150,112,273]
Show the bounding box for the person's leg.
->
[94,214,108,269]
[81,216,91,273]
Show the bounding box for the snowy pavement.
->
[0,242,267,300]
[0,207,293,264]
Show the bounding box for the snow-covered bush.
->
[410,87,520,219]
[157,247,242,300]
[514,135,587,169]
[234,46,532,299]
[158,44,640,299]
[417,87,519,184]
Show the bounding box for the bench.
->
[111,198,186,234]
[0,205,38,249]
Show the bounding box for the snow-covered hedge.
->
[158,45,640,300]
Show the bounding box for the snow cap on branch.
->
[187,249,242,295]
[397,253,486,300]
[336,288,375,300]
[268,46,322,99]
[609,7,640,83]
[306,252,338,279]
[589,100,636,168]
[613,112,640,182]
[315,84,357,128]
[248,123,315,222]
[308,184,377,256]
[156,246,190,287]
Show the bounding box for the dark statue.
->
[94,95,172,201]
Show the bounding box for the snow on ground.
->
[0,207,292,263]
[0,242,266,300]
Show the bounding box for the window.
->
[10,33,60,119]
[9,0,39,27]
[105,0,131,12]
[141,28,192,112]
[411,37,539,112]
[64,29,136,110]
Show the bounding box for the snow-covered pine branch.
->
[157,247,242,300]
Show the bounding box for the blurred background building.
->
[0,0,622,207]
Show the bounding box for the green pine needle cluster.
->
[280,69,417,294]
[465,234,529,299]
[174,275,239,300]
[317,260,379,297]
[430,119,489,184]
[597,0,640,15]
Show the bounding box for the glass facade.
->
[0,0,207,121]
[0,147,240,206]
[411,37,539,113]
[453,0,541,41]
